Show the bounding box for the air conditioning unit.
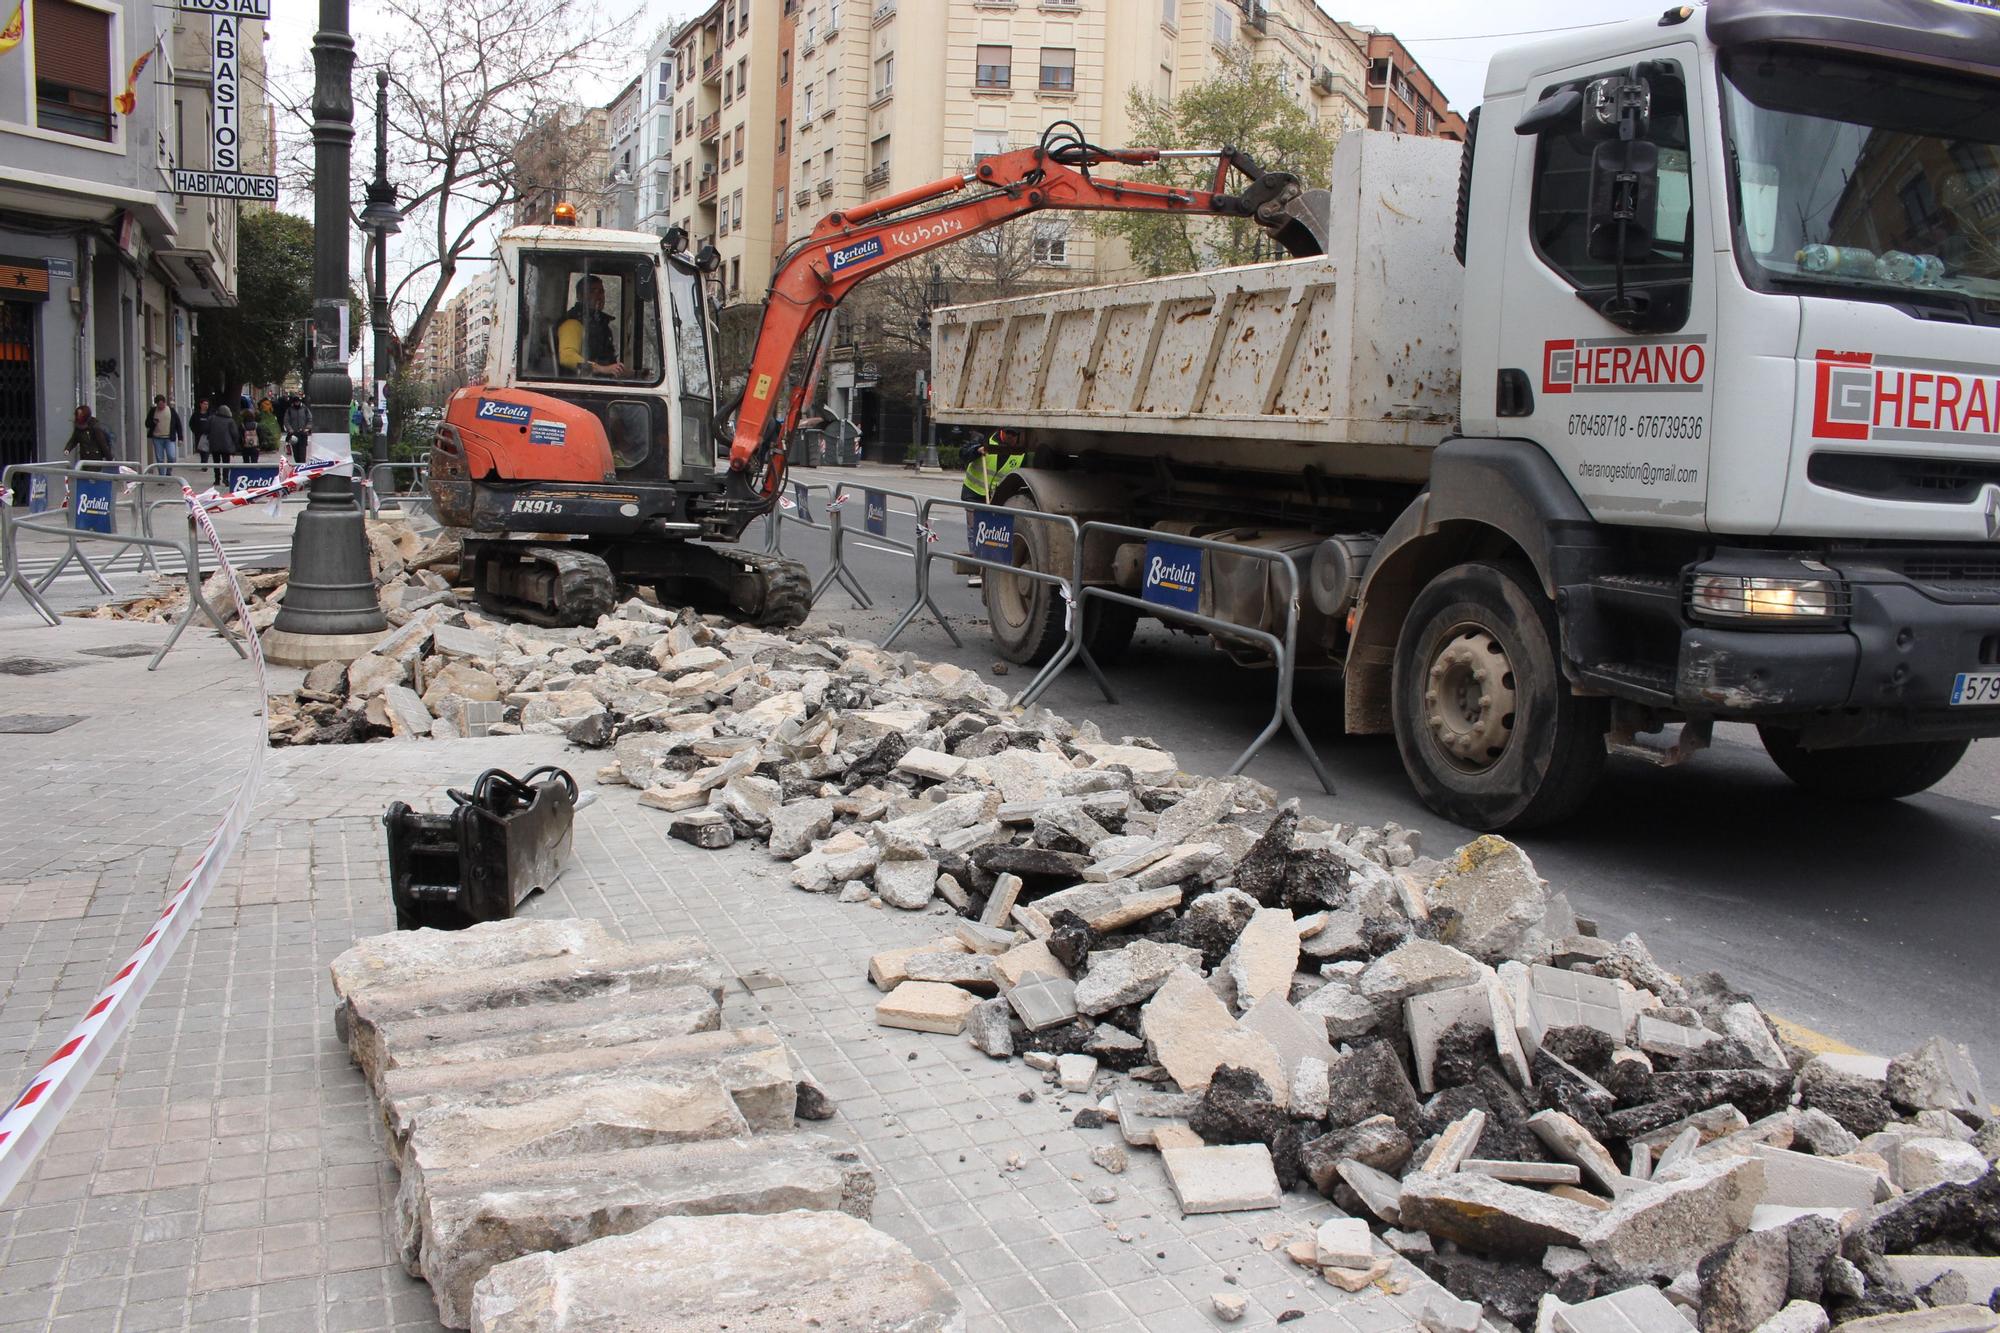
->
[1313,65,1336,95]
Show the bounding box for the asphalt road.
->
[786,465,2000,1076]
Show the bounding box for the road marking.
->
[1768,1014,1866,1057]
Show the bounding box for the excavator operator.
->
[557,276,628,378]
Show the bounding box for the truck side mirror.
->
[1587,139,1660,261]
[1514,88,1581,136]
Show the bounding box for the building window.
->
[733,188,744,228]
[726,2,735,43]
[1162,0,1176,29]
[781,50,791,84]
[730,257,741,296]
[1032,223,1069,266]
[976,45,1011,90]
[803,84,816,118]
[35,0,114,142]
[972,129,1007,165]
[734,125,745,165]
[739,0,749,36]
[874,52,893,97]
[1039,48,1074,92]
[1211,2,1232,48]
[775,188,786,222]
[737,58,748,94]
[724,69,733,104]
[778,117,789,151]
[1368,57,1390,86]
[657,58,672,101]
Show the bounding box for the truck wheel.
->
[984,496,1070,666]
[1756,728,1968,800]
[1392,561,1607,832]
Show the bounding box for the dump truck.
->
[930,0,2000,831]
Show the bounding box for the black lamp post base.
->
[266,472,387,665]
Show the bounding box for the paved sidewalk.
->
[0,611,1457,1332]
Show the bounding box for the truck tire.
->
[1756,728,1968,800]
[984,496,1069,666]
[1392,561,1607,832]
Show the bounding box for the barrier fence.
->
[1,462,255,669]
[766,485,1333,789]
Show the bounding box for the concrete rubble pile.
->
[327,917,961,1332]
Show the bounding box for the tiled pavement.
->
[0,610,1459,1331]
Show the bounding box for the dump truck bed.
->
[930,133,1464,484]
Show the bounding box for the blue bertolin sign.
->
[73,479,115,534]
[826,237,884,273]
[864,489,887,537]
[973,512,1013,559]
[27,475,49,514]
[1140,538,1201,613]
[475,398,532,425]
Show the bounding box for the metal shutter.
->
[34,0,111,91]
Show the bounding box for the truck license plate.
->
[1950,672,2000,706]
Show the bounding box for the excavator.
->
[428,124,1327,627]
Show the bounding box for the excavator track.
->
[469,543,619,628]
[466,539,810,630]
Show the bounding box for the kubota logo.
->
[1543,336,1707,395]
[1812,349,2000,444]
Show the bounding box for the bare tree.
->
[362,0,634,375]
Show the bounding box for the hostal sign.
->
[171,0,279,202]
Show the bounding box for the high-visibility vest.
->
[964,437,1026,498]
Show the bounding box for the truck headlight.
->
[1687,574,1846,622]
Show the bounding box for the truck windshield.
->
[1719,47,2000,323]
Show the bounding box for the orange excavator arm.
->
[725,124,1323,497]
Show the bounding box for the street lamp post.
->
[263,0,390,666]
[359,70,400,480]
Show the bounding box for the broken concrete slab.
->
[867,937,970,991]
[1748,1143,1892,1209]
[1026,881,1183,933]
[1583,1155,1765,1280]
[1074,939,1204,1015]
[1549,1285,1690,1333]
[1335,1158,1405,1224]
[1006,970,1079,1031]
[1832,1311,2000,1333]
[1407,982,1495,1094]
[1530,1110,1631,1198]
[1315,1216,1375,1270]
[1224,907,1300,1007]
[1462,1159,1582,1185]
[1425,834,1564,964]
[466,1207,958,1333]
[901,951,998,994]
[874,857,940,911]
[1397,1170,1599,1256]
[1523,964,1628,1049]
[1421,1109,1488,1175]
[1356,939,1487,1011]
[1892,1136,1989,1192]
[1160,1144,1283,1215]
[329,919,620,1043]
[992,939,1067,989]
[1887,1036,1987,1121]
[876,981,981,1035]
[1238,993,1338,1077]
[1298,978,1380,1041]
[1140,967,1287,1101]
[978,871,1025,928]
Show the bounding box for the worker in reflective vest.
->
[960,429,1027,587]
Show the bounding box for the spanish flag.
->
[116,32,164,116]
[0,3,24,57]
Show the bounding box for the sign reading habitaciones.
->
[170,0,279,202]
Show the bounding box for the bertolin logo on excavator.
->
[827,237,884,273]
[1543,336,1708,394]
[1812,349,2000,444]
[476,398,533,425]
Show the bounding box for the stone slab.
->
[1550,1285,1690,1333]
[362,984,721,1093]
[868,937,969,991]
[1139,966,1286,1101]
[1006,970,1079,1031]
[1398,1170,1599,1256]
[467,1208,959,1333]
[1161,1144,1283,1215]
[329,919,620,1042]
[876,981,981,1035]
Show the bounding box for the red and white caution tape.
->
[0,484,269,1200]
[914,524,942,544]
[827,493,848,509]
[187,458,339,515]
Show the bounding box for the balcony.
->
[822,12,840,38]
[702,51,722,82]
[699,111,721,140]
[794,187,813,208]
[698,173,718,201]
[816,179,834,198]
[800,29,816,55]
[873,0,895,24]
[863,162,890,188]
[868,84,893,108]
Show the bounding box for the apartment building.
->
[1358,29,1466,139]
[0,0,268,485]
[459,267,499,383]
[606,75,643,230]
[634,32,679,233]
[667,0,784,304]
[515,106,615,227]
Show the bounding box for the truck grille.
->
[1900,557,2000,597]
[1809,451,2000,503]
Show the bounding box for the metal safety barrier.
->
[366,456,431,500]
[810,481,934,611]
[883,494,1112,709]
[761,479,838,559]
[1031,521,1334,792]
[0,463,247,670]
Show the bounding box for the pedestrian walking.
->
[282,395,311,462]
[203,398,242,482]
[146,394,184,466]
[63,404,113,467]
[235,401,259,464]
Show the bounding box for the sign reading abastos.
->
[172,0,277,201]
